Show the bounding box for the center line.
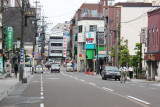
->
[89,82,96,86]
[41,96,44,99]
[102,87,114,92]
[40,103,44,107]
[41,92,43,96]
[127,96,150,105]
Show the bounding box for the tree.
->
[118,37,130,67]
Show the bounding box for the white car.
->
[35,65,43,73]
[66,63,73,72]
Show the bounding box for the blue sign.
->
[30,58,32,61]
[20,48,24,64]
[32,52,35,56]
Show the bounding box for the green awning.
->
[86,50,95,59]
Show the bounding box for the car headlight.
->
[106,72,110,75]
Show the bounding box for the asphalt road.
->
[0,68,160,107]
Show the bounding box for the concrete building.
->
[104,2,153,69]
[152,0,160,6]
[71,0,107,72]
[144,8,160,81]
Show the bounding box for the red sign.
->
[79,53,82,57]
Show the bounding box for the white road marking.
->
[89,82,96,86]
[32,81,39,83]
[102,87,114,92]
[150,88,156,90]
[41,89,43,92]
[127,96,150,105]
[80,79,85,82]
[40,103,44,107]
[47,78,59,80]
[41,96,44,99]
[41,92,43,96]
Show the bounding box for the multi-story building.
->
[144,8,160,81]
[152,0,160,6]
[104,2,153,69]
[71,0,108,72]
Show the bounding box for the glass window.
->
[78,25,83,33]
[91,10,98,17]
[89,25,97,32]
[51,43,62,46]
[156,29,158,47]
[152,29,154,46]
[148,30,150,47]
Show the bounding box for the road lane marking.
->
[127,96,150,105]
[80,79,85,82]
[89,82,96,86]
[40,103,44,107]
[102,87,114,92]
[150,88,156,90]
[41,92,43,96]
[41,96,44,99]
[140,85,145,87]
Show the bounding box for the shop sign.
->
[6,27,13,51]
[86,32,96,44]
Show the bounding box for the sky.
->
[30,0,127,30]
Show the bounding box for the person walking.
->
[14,63,18,78]
[129,66,134,79]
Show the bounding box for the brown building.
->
[144,8,160,81]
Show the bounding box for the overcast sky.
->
[30,0,127,30]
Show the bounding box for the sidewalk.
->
[0,67,32,102]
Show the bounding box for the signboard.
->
[63,36,67,57]
[140,28,147,44]
[6,27,13,51]
[32,52,35,56]
[17,41,20,48]
[20,49,24,65]
[0,57,3,75]
[97,32,104,45]
[30,58,32,61]
[86,32,96,44]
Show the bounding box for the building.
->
[152,0,160,6]
[104,2,153,68]
[127,0,151,2]
[144,8,160,81]
[71,0,107,72]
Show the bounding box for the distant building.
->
[152,0,160,6]
[144,8,160,81]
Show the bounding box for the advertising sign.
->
[20,48,24,65]
[86,32,96,44]
[0,57,3,75]
[63,36,67,57]
[6,27,13,51]
[97,32,104,45]
[140,28,147,44]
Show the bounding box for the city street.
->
[0,69,160,107]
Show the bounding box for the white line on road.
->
[140,85,145,87]
[127,96,150,105]
[80,79,85,82]
[41,96,44,99]
[40,103,44,107]
[150,88,156,90]
[102,87,114,92]
[89,82,96,86]
[41,92,43,96]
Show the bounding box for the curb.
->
[0,73,34,102]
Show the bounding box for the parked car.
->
[101,66,121,81]
[51,64,60,73]
[35,65,43,73]
[66,63,73,72]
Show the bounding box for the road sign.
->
[32,52,35,56]
[20,48,24,65]
[30,58,32,61]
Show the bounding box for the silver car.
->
[35,65,43,73]
[66,63,73,72]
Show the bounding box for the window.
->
[78,25,83,33]
[152,29,154,46]
[156,29,158,47]
[148,30,151,47]
[91,10,98,17]
[90,25,97,32]
[51,43,62,46]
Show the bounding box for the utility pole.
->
[96,32,99,75]
[116,10,119,68]
[41,16,45,65]
[19,0,25,82]
[32,0,40,74]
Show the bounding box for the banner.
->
[6,27,13,51]
[86,32,96,44]
[0,57,3,75]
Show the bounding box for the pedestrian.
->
[129,66,134,79]
[14,63,18,78]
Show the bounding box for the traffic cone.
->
[88,71,90,75]
[85,70,88,74]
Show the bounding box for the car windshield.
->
[51,64,59,67]
[36,65,42,68]
[105,66,118,72]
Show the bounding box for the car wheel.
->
[118,78,120,81]
[42,72,43,74]
[115,78,117,81]
[104,77,107,80]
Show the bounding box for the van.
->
[66,63,73,72]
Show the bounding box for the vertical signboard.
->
[0,53,3,74]
[63,36,67,57]
[6,26,13,51]
[86,32,96,44]
[20,48,24,65]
